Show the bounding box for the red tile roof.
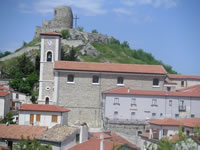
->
[70,132,137,150]
[54,61,167,75]
[164,80,177,85]
[139,133,149,138]
[150,118,181,126]
[69,138,115,150]
[149,118,200,128]
[103,86,200,98]
[0,91,9,97]
[92,132,112,139]
[20,104,70,112]
[0,124,47,140]
[40,32,62,36]
[168,74,200,80]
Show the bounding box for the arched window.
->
[45,97,49,104]
[47,51,52,62]
[153,78,159,86]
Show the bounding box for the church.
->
[38,32,200,128]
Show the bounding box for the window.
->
[52,115,58,123]
[114,111,118,120]
[131,98,136,106]
[152,113,156,117]
[47,51,52,62]
[169,100,172,106]
[36,114,40,122]
[67,75,74,83]
[152,99,157,106]
[153,78,159,86]
[45,97,49,104]
[175,114,179,118]
[191,114,195,118]
[92,76,99,84]
[131,112,135,120]
[167,87,171,91]
[160,113,163,117]
[181,81,184,87]
[16,93,19,99]
[30,114,34,124]
[117,77,124,85]
[114,98,120,105]
[76,134,80,143]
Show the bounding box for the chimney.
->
[100,134,104,150]
[128,88,130,93]
[80,123,88,143]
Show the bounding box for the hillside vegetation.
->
[79,40,177,74]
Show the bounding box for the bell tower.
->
[38,32,61,105]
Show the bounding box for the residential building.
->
[168,74,200,89]
[19,104,70,128]
[11,91,29,111]
[0,89,11,120]
[103,85,200,121]
[0,124,47,150]
[139,118,200,150]
[37,124,80,150]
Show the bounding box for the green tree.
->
[61,47,78,61]
[77,26,84,32]
[14,137,52,150]
[194,126,200,140]
[157,138,173,150]
[61,29,70,39]
[91,29,98,33]
[0,112,16,124]
[23,41,27,47]
[121,41,130,48]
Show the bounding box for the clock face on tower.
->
[47,40,52,46]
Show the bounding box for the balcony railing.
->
[179,105,186,112]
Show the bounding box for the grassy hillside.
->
[79,41,177,74]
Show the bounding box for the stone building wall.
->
[55,70,166,127]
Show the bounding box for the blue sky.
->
[0,0,199,75]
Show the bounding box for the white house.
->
[103,85,200,122]
[19,104,70,128]
[0,89,11,120]
[139,118,200,150]
[12,91,29,110]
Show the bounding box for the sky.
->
[0,0,199,75]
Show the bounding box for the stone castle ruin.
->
[34,6,73,38]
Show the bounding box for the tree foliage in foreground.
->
[0,112,16,124]
[14,137,52,150]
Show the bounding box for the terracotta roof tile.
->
[150,118,181,126]
[55,61,167,75]
[69,138,115,150]
[103,86,200,98]
[149,118,200,128]
[0,124,47,140]
[37,125,79,142]
[20,104,70,112]
[164,80,177,85]
[92,132,112,139]
[40,32,62,36]
[168,74,200,80]
[0,91,9,97]
[69,132,137,150]
[139,133,149,138]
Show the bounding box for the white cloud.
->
[113,8,132,15]
[120,0,178,8]
[18,0,107,16]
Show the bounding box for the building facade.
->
[38,32,200,128]
[19,104,69,128]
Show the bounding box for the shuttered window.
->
[30,114,34,124]
[52,115,58,123]
[36,114,40,122]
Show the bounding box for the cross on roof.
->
[73,14,79,28]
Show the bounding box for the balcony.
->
[179,105,186,112]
